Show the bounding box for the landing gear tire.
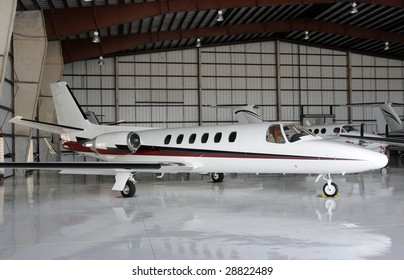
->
[323,182,338,197]
[121,180,136,198]
[211,172,224,183]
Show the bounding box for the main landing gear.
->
[121,177,137,198]
[317,173,339,197]
[211,172,224,183]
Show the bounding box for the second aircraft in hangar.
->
[1,82,388,198]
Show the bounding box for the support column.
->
[275,40,282,121]
[0,0,17,98]
[115,57,120,122]
[38,41,63,162]
[13,11,47,163]
[347,51,353,123]
[197,47,203,126]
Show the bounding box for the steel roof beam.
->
[62,18,404,63]
[44,0,404,40]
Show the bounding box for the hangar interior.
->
[1,0,404,259]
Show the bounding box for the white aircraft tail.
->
[205,104,262,124]
[373,103,403,133]
[50,82,93,130]
[11,81,156,140]
[233,105,262,123]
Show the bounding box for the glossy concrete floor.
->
[0,168,403,260]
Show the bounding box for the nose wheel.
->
[323,182,338,197]
[317,173,339,197]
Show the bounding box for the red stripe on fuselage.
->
[62,141,356,161]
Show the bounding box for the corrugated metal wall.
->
[352,54,404,125]
[118,49,198,128]
[62,41,404,130]
[280,43,348,122]
[201,43,277,124]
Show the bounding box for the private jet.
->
[0,82,388,198]
[305,123,387,153]
[339,102,404,147]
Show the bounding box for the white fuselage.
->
[63,122,388,175]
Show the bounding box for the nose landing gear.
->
[317,173,339,197]
[323,181,338,197]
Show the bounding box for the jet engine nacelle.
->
[84,131,141,154]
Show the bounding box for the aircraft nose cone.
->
[372,151,388,170]
[358,147,388,170]
[330,140,388,172]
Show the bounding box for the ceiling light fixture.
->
[350,2,358,14]
[384,41,390,51]
[217,10,224,22]
[92,30,100,43]
[196,38,201,48]
[303,30,310,40]
[98,56,104,66]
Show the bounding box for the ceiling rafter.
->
[43,0,404,40]
[62,18,404,63]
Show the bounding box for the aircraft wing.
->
[10,116,84,134]
[0,161,196,192]
[339,134,404,147]
[0,161,195,173]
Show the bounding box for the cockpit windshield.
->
[266,123,313,143]
[282,123,314,143]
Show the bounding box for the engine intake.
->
[127,132,141,152]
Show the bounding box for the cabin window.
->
[266,124,285,144]
[229,131,237,142]
[164,135,172,145]
[314,129,319,134]
[177,134,184,144]
[333,127,340,133]
[321,128,326,134]
[201,133,209,143]
[189,133,196,144]
[214,132,222,143]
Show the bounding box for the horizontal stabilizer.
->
[10,116,84,134]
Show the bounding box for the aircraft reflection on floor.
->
[0,171,402,259]
[315,198,336,223]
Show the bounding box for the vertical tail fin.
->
[234,105,263,124]
[374,103,403,133]
[50,82,91,129]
